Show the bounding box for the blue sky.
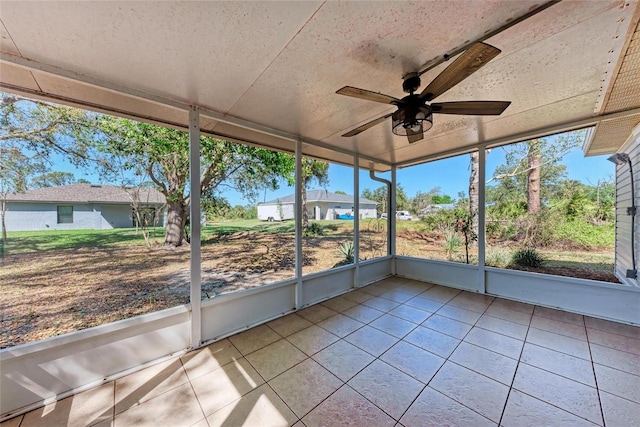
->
[53,134,614,207]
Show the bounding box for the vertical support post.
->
[188,106,202,349]
[390,166,397,274]
[478,148,487,293]
[295,140,303,308]
[353,155,360,288]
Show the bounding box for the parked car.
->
[380,213,388,219]
[396,211,413,221]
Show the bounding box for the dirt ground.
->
[1,229,616,348]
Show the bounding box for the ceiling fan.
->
[336,42,511,144]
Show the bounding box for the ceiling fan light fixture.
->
[392,105,432,136]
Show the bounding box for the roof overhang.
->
[1,1,639,170]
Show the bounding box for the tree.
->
[0,147,47,242]
[527,139,542,214]
[469,152,479,237]
[98,118,296,247]
[300,158,329,229]
[31,171,77,188]
[361,184,409,214]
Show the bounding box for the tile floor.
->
[3,277,640,427]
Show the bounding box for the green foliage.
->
[338,241,355,264]
[303,222,324,237]
[485,248,512,268]
[432,194,453,204]
[361,184,410,212]
[553,220,614,250]
[30,171,77,189]
[443,230,462,260]
[511,248,545,268]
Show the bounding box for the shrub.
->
[485,248,511,268]
[443,230,462,260]
[338,241,354,264]
[303,222,324,237]
[511,248,545,268]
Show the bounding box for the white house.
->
[257,190,377,221]
[3,184,166,231]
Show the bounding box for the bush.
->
[485,248,511,268]
[338,241,354,264]
[303,222,324,237]
[443,230,462,260]
[511,248,545,268]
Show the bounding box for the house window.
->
[57,206,73,224]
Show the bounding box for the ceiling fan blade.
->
[431,101,511,115]
[419,42,501,101]
[337,86,400,105]
[342,112,394,137]
[407,125,424,144]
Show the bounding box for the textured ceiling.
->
[1,1,638,169]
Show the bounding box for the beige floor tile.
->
[419,286,461,303]
[287,324,340,356]
[269,358,342,418]
[181,339,243,381]
[590,343,640,376]
[267,313,313,337]
[422,314,472,339]
[321,296,358,313]
[594,363,640,404]
[318,313,364,337]
[388,304,432,324]
[448,292,494,313]
[297,304,337,323]
[600,391,640,427]
[527,327,591,360]
[476,315,528,340]
[191,358,265,416]
[380,340,445,384]
[245,339,307,381]
[302,385,396,427]
[585,317,640,340]
[312,340,375,382]
[348,360,423,420]
[587,328,640,356]
[378,289,415,303]
[360,283,389,296]
[521,343,595,387]
[344,325,398,357]
[400,387,495,427]
[501,389,596,427]
[513,363,602,424]
[430,361,509,423]
[484,305,532,326]
[0,415,23,427]
[436,304,483,325]
[534,306,584,326]
[228,324,282,355]
[370,314,417,338]
[362,296,401,312]
[463,327,523,359]
[404,296,444,312]
[342,304,385,323]
[207,384,297,427]
[115,358,189,414]
[449,341,517,385]
[343,289,376,304]
[404,326,460,358]
[21,382,114,427]
[189,419,209,427]
[114,382,204,427]
[489,298,534,315]
[530,315,588,341]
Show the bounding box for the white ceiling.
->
[1,1,638,170]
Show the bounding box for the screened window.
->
[57,206,73,223]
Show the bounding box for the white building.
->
[257,190,377,221]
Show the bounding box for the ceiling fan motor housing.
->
[402,73,421,94]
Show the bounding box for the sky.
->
[51,133,614,207]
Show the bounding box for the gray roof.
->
[260,190,377,206]
[5,184,166,205]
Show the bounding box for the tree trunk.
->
[164,200,188,247]
[469,152,479,238]
[527,139,542,214]
[301,185,309,229]
[1,200,7,243]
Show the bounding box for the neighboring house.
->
[419,203,455,217]
[607,124,640,286]
[3,184,166,231]
[257,190,377,221]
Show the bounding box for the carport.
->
[1,1,640,424]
